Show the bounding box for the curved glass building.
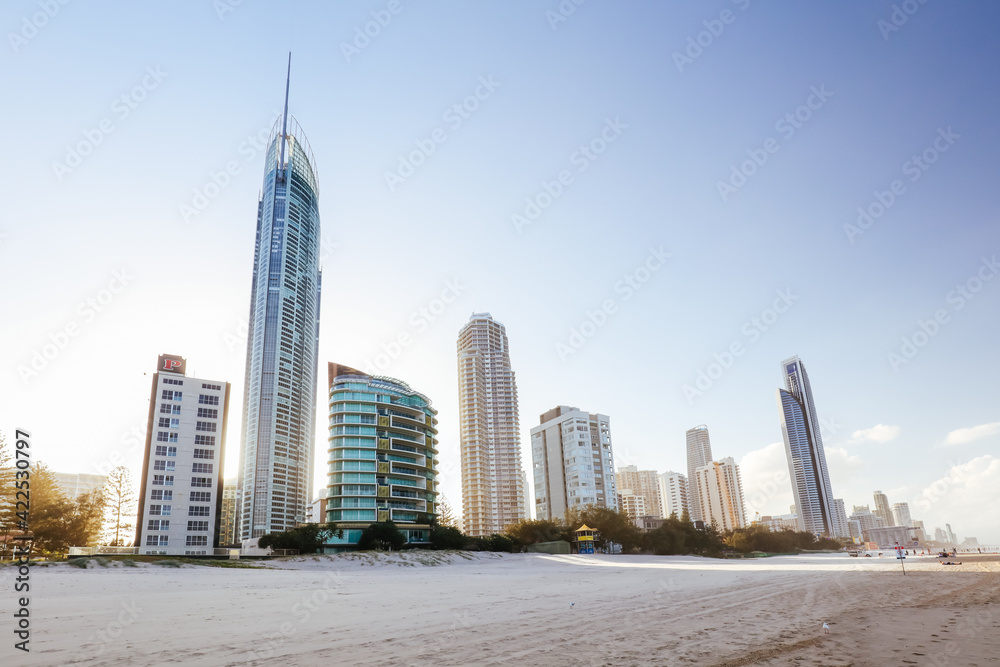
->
[237,59,322,540]
[324,363,438,551]
[776,356,836,537]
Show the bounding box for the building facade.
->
[238,60,322,540]
[685,425,713,524]
[135,354,230,555]
[658,470,689,519]
[873,490,893,526]
[457,313,526,536]
[618,491,647,519]
[324,364,438,551]
[891,502,912,529]
[775,356,837,536]
[831,498,850,538]
[53,472,107,502]
[530,406,617,521]
[616,466,663,519]
[693,457,746,532]
[219,479,238,546]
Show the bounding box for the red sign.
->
[158,354,186,375]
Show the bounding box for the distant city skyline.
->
[4,3,998,545]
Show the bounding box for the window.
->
[158,418,170,428]
[156,432,169,443]
[154,445,168,456]
[199,394,219,405]
[194,435,215,446]
[167,446,177,457]
[192,463,213,474]
[196,421,217,432]
[161,390,182,401]
[202,383,222,391]
[148,504,162,515]
[170,418,180,429]
[186,535,208,546]
[187,521,209,532]
[163,378,183,386]
[146,535,169,546]
[150,490,172,501]
[197,408,218,419]
[153,460,175,472]
[193,449,214,460]
[188,506,211,517]
[190,491,211,502]
[160,403,172,414]
[147,519,169,531]
[153,475,174,486]
[191,477,212,488]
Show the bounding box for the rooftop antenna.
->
[279,52,291,170]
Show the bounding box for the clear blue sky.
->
[2,1,998,543]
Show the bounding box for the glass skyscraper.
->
[237,58,322,540]
[776,356,836,537]
[685,425,713,524]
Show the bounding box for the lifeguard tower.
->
[574,525,596,554]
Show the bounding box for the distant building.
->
[961,537,979,547]
[693,457,746,531]
[634,516,665,532]
[946,524,957,545]
[616,466,663,519]
[873,490,893,526]
[829,498,849,538]
[755,514,799,532]
[849,506,885,536]
[775,357,837,536]
[135,354,231,555]
[891,502,912,529]
[934,527,948,543]
[685,425,713,524]
[53,472,107,501]
[306,495,329,524]
[865,525,911,547]
[658,471,689,519]
[219,479,238,546]
[911,519,927,543]
[530,406,617,521]
[848,519,863,542]
[618,491,647,519]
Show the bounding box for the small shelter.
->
[573,524,596,554]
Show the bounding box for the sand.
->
[3,552,998,666]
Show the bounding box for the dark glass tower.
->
[776,356,836,536]
[237,56,322,539]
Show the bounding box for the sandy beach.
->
[3,552,998,666]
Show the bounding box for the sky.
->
[2,1,998,544]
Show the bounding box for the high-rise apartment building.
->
[238,57,322,540]
[685,425,713,524]
[693,457,746,531]
[618,491,647,519]
[530,406,617,521]
[53,472,107,502]
[136,355,230,555]
[775,356,837,536]
[658,471,689,519]
[873,490,893,526]
[616,466,663,519]
[831,498,850,538]
[324,364,438,551]
[891,502,912,529]
[457,313,525,536]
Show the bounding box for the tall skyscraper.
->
[530,406,618,521]
[873,490,893,526]
[693,457,746,531]
[891,502,912,529]
[831,498,850,538]
[775,356,837,536]
[136,354,230,555]
[686,425,713,523]
[658,471,689,519]
[616,466,663,519]
[457,313,526,536]
[324,363,438,551]
[237,56,322,540]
